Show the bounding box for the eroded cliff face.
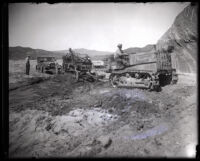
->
[156,3,198,73]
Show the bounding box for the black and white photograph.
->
[8,2,197,158]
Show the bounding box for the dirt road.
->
[9,73,197,158]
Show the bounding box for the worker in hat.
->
[68,48,75,63]
[114,43,123,59]
[114,43,128,69]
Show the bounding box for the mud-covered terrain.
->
[9,71,197,158]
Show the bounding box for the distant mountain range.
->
[9,46,57,60]
[9,44,157,61]
[9,46,113,61]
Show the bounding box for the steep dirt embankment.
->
[156,4,198,73]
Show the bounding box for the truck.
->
[36,57,61,74]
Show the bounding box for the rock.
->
[45,123,52,131]
[114,116,118,119]
[79,146,92,156]
[97,136,112,148]
[156,4,197,73]
[154,138,162,146]
[144,148,150,154]
[137,124,144,131]
[108,109,113,113]
[53,125,61,134]
[148,100,153,104]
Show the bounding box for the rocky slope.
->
[156,3,198,73]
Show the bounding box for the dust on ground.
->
[9,66,197,158]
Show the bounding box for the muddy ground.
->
[9,69,197,158]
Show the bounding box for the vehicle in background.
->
[91,60,108,79]
[36,57,62,74]
[62,52,97,82]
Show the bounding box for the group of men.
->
[25,43,126,75]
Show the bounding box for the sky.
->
[9,2,190,52]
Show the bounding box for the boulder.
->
[97,136,112,148]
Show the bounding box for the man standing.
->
[25,55,30,75]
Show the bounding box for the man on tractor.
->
[114,43,129,69]
[68,48,75,63]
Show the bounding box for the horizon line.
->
[9,43,156,53]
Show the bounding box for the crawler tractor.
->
[109,46,178,91]
[62,51,97,82]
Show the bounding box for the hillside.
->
[9,46,61,60]
[156,3,197,73]
[53,48,113,60]
[124,44,156,54]
[9,46,112,60]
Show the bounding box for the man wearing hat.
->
[69,48,75,63]
[114,43,127,69]
[114,43,123,59]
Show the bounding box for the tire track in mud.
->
[9,74,77,113]
[9,76,51,91]
[9,74,107,114]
